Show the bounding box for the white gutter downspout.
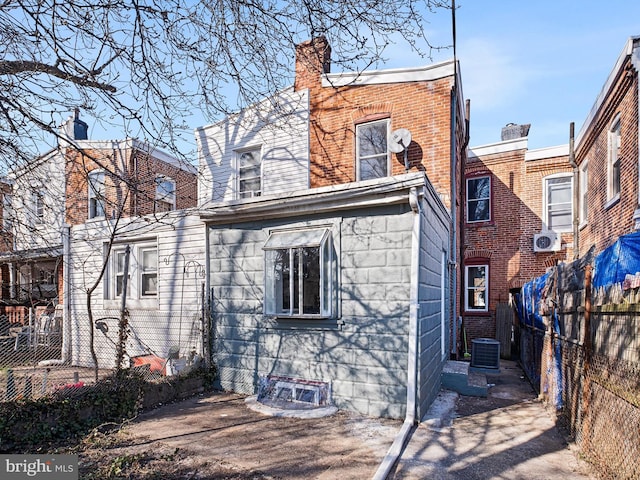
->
[372,187,422,480]
[631,42,640,229]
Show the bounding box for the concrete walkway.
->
[82,360,597,479]
[392,360,595,479]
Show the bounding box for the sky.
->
[413,0,640,150]
[77,1,640,156]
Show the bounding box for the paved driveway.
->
[78,361,596,479]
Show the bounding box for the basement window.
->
[263,228,335,318]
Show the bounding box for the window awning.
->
[263,228,329,250]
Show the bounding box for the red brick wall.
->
[65,145,197,226]
[295,40,456,210]
[463,148,572,343]
[576,59,639,254]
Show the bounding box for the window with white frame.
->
[580,161,588,225]
[356,119,390,180]
[465,263,488,312]
[155,176,176,212]
[107,243,158,303]
[237,148,262,199]
[466,175,491,223]
[263,228,335,318]
[544,175,572,232]
[608,115,621,201]
[88,170,106,219]
[32,190,44,224]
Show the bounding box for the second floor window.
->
[466,176,491,223]
[544,175,572,232]
[579,162,588,224]
[356,119,390,181]
[31,190,44,224]
[155,176,176,212]
[237,148,262,199]
[608,116,621,201]
[3,193,13,234]
[88,170,105,219]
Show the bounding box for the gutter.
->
[371,187,422,480]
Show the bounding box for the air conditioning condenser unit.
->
[533,232,561,252]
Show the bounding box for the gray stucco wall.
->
[209,198,449,419]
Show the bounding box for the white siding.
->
[68,212,206,368]
[196,87,310,205]
[10,150,65,250]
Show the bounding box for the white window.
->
[466,175,491,223]
[155,176,176,212]
[608,115,621,201]
[88,170,106,219]
[544,175,572,232]
[32,190,44,224]
[356,119,390,180]
[579,161,588,225]
[237,148,262,199]
[465,264,488,312]
[107,243,158,304]
[263,228,335,318]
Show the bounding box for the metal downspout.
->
[569,122,579,259]
[371,187,422,480]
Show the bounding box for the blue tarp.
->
[520,270,550,331]
[593,231,640,289]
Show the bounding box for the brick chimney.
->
[294,36,331,92]
[501,123,531,141]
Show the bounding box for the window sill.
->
[464,310,491,317]
[604,194,620,210]
[263,316,344,331]
[579,221,588,231]
[466,220,495,227]
[104,299,159,310]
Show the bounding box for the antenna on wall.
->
[390,128,412,171]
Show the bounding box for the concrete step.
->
[441,360,488,397]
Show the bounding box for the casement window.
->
[465,263,488,312]
[356,119,390,181]
[579,161,588,225]
[88,170,106,219]
[544,175,572,232]
[466,175,491,223]
[237,148,262,199]
[263,228,335,318]
[107,243,158,303]
[155,176,176,212]
[608,115,621,201]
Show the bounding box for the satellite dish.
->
[390,128,412,153]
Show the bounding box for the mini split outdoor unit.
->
[533,232,561,252]
[471,338,501,370]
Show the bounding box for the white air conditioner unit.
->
[533,232,561,252]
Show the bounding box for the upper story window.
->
[107,242,158,304]
[465,263,488,312]
[544,174,572,232]
[579,161,588,225]
[31,189,44,224]
[608,115,621,201]
[155,176,176,212]
[2,193,13,234]
[88,170,106,219]
[466,175,491,223]
[263,228,336,318]
[356,119,390,181]
[237,148,262,199]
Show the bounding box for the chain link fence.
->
[519,266,640,480]
[0,305,209,403]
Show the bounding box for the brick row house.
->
[462,35,640,353]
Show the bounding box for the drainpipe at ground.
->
[371,187,422,480]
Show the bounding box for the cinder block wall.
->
[211,202,447,419]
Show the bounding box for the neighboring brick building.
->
[464,127,571,345]
[575,35,640,254]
